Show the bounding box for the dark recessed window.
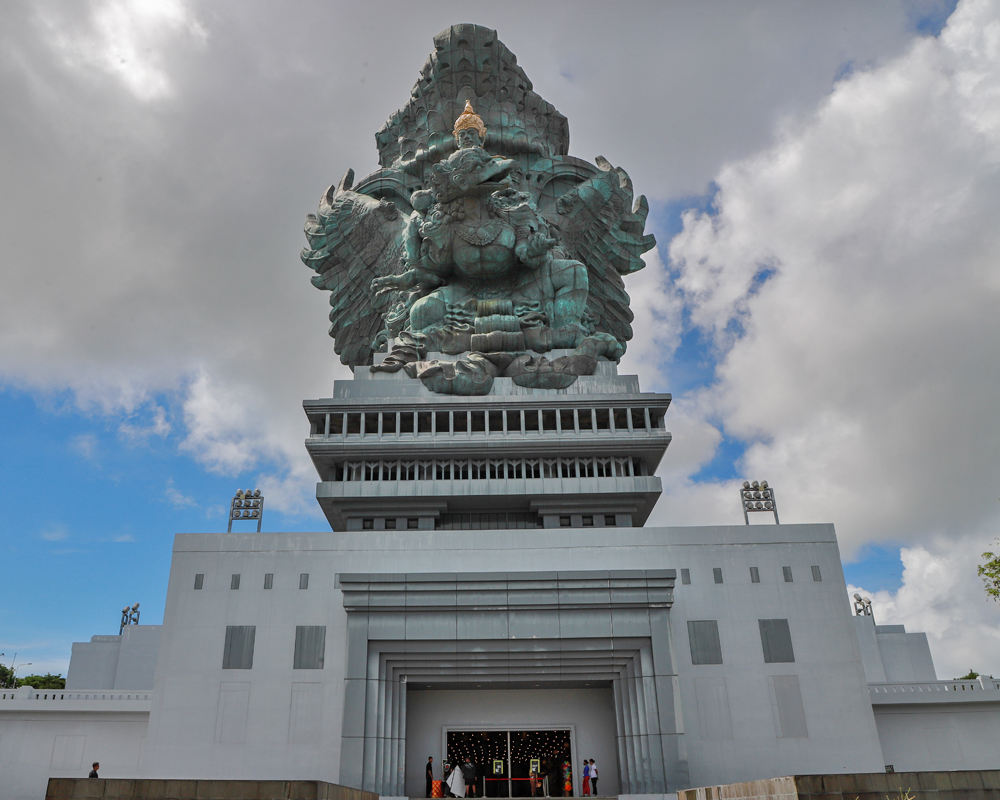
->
[783,566,793,583]
[407,518,419,529]
[194,574,204,590]
[759,619,795,663]
[263,573,273,590]
[604,515,615,526]
[750,567,760,584]
[362,518,374,530]
[385,518,396,530]
[222,625,255,669]
[293,626,326,670]
[688,620,723,665]
[582,515,594,527]
[559,516,571,527]
[230,574,241,590]
[713,568,723,584]
[811,565,822,582]
[299,573,309,590]
[681,569,691,585]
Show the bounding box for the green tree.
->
[978,544,1000,601]
[16,673,65,689]
[0,663,13,688]
[957,669,980,680]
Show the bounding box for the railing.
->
[332,455,642,483]
[869,677,1000,695]
[1,687,152,701]
[308,407,665,439]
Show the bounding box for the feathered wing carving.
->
[545,157,656,351]
[301,169,407,367]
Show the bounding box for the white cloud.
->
[849,536,1000,679]
[666,0,1000,557]
[69,434,98,460]
[618,247,684,392]
[119,404,171,442]
[40,524,69,542]
[177,369,322,517]
[0,1,942,533]
[163,477,195,508]
[36,0,207,102]
[178,369,274,474]
[113,534,135,542]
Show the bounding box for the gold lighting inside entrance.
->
[445,729,573,798]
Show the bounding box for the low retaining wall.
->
[45,779,379,800]
[678,771,1000,800]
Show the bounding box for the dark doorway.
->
[446,729,573,798]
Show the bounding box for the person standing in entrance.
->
[426,757,434,797]
[88,762,100,778]
[462,759,476,797]
[581,761,590,796]
[589,760,598,796]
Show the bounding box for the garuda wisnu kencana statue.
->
[302,24,654,395]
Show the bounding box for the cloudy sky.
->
[1,0,998,681]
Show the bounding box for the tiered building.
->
[2,22,998,800]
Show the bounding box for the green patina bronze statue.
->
[302,24,654,394]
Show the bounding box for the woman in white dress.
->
[446,760,466,798]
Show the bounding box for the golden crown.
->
[453,100,487,141]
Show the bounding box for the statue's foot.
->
[370,331,427,372]
[576,333,625,362]
[408,353,500,395]
[371,354,410,373]
[504,354,580,390]
[550,323,587,349]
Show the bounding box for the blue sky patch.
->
[907,0,959,36]
[842,542,906,593]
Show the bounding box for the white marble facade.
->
[2,364,997,800]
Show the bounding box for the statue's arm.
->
[372,249,451,296]
[515,225,556,269]
[402,211,424,267]
[373,215,452,295]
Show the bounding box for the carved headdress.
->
[453,100,487,142]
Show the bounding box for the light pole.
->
[853,593,874,620]
[119,603,141,635]
[741,480,779,524]
[229,489,264,533]
[6,653,19,688]
[13,663,33,687]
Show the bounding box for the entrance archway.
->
[445,728,574,797]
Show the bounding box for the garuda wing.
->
[301,169,407,368]
[546,156,656,349]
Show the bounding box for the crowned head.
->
[453,100,487,148]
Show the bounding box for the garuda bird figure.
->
[302,24,655,395]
